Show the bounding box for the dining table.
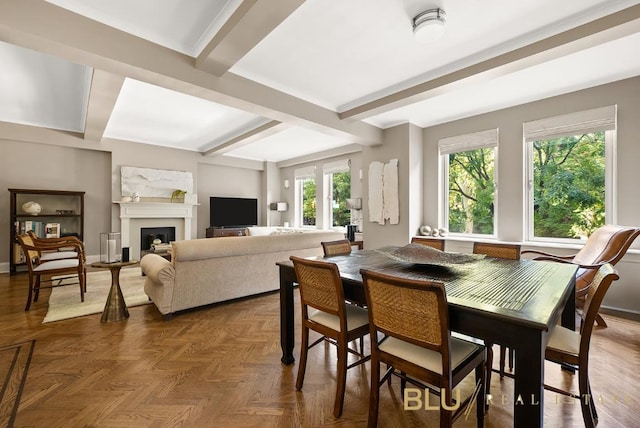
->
[276,248,578,428]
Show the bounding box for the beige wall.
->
[0,140,111,257]
[421,76,640,315]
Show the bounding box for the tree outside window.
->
[301,178,316,226]
[447,148,495,234]
[331,171,351,226]
[531,132,605,239]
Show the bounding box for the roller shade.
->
[524,105,616,142]
[438,129,498,155]
[294,166,316,179]
[322,159,349,174]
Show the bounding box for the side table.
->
[90,260,139,322]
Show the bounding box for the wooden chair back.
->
[321,239,353,257]
[573,225,639,289]
[291,256,345,318]
[579,263,619,353]
[361,269,451,375]
[410,236,445,251]
[473,242,521,260]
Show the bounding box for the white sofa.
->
[140,228,344,318]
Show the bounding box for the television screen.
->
[210,197,258,228]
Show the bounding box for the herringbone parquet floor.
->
[1,270,639,427]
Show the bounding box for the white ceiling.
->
[1,0,640,164]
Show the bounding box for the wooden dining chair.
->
[522,224,640,327]
[321,239,353,257]
[544,263,619,428]
[290,256,370,418]
[361,268,486,428]
[411,236,445,251]
[16,233,86,311]
[472,242,522,382]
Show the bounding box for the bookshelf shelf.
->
[9,188,85,274]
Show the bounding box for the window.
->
[524,105,616,242]
[294,166,316,227]
[439,129,498,236]
[323,160,351,228]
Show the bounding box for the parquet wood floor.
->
[0,271,639,427]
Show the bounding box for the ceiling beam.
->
[196,0,306,76]
[0,1,381,147]
[203,120,288,156]
[83,70,125,142]
[276,143,363,169]
[339,3,640,120]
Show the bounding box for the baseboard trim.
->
[600,306,640,322]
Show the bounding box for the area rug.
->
[0,340,35,427]
[43,267,149,323]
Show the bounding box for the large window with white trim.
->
[524,105,616,242]
[294,166,317,227]
[439,129,498,236]
[323,159,351,228]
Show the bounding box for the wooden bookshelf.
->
[9,188,85,274]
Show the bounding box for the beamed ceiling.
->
[1,0,640,165]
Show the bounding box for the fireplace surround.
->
[115,201,195,261]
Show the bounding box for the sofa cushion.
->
[172,231,344,262]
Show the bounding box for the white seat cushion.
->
[34,258,79,272]
[40,251,78,262]
[308,304,369,332]
[379,335,482,375]
[546,325,580,356]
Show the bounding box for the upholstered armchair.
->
[522,224,640,327]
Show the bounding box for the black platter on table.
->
[376,243,484,269]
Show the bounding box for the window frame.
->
[294,166,317,228]
[438,129,499,238]
[523,105,617,244]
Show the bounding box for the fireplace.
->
[116,201,195,261]
[140,227,176,251]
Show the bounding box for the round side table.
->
[90,260,139,322]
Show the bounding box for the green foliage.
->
[302,178,316,226]
[532,133,605,238]
[448,148,495,234]
[332,172,351,226]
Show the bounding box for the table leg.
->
[101,266,129,323]
[279,265,296,365]
[513,331,544,428]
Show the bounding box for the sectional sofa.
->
[140,227,344,318]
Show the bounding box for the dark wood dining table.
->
[277,249,578,428]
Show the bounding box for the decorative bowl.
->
[21,201,42,215]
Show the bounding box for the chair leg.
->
[475,364,486,426]
[295,326,310,390]
[498,345,505,377]
[578,365,596,428]
[334,340,348,418]
[595,313,608,328]
[33,275,41,302]
[79,268,85,302]
[486,344,493,411]
[368,357,380,428]
[24,273,35,311]
[508,348,514,370]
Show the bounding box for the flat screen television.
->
[210,197,258,228]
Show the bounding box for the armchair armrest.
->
[521,249,577,260]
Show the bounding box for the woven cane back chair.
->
[321,239,353,257]
[411,236,445,251]
[361,269,486,428]
[290,256,370,418]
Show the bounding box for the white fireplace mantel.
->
[114,201,196,249]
